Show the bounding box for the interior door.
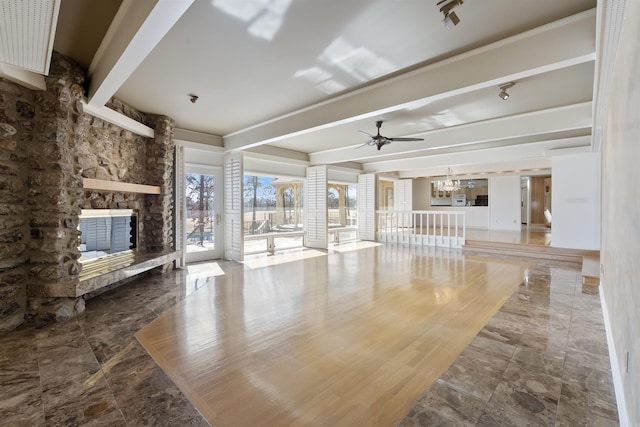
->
[184,165,223,263]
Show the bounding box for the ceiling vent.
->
[0,0,61,75]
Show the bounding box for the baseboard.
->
[600,287,630,426]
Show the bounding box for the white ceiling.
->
[49,0,598,178]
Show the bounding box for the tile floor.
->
[400,258,619,426]
[0,253,618,426]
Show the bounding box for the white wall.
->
[327,166,360,184]
[489,175,521,230]
[412,178,430,210]
[181,143,225,167]
[600,1,640,423]
[551,153,600,250]
[430,206,489,228]
[244,155,307,178]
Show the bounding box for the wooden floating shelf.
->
[82,178,161,194]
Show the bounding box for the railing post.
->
[426,212,430,246]
[448,212,451,248]
[440,212,443,247]
[267,235,275,255]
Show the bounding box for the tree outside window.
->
[185,173,215,247]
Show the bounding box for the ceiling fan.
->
[357,120,424,150]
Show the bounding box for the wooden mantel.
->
[82,178,161,194]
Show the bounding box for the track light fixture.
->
[442,11,460,28]
[437,0,463,28]
[498,82,515,100]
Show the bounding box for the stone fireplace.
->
[78,208,138,265]
[0,52,177,332]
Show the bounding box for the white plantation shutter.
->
[395,179,412,211]
[357,173,376,241]
[305,165,328,249]
[80,217,110,251]
[110,216,131,252]
[224,152,244,261]
[395,179,413,227]
[174,145,185,268]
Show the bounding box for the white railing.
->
[376,210,466,248]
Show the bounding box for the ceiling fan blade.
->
[358,130,376,138]
[355,141,373,149]
[388,137,424,141]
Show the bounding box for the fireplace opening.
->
[78,209,138,263]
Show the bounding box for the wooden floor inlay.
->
[136,245,533,426]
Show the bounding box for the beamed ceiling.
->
[48,0,597,178]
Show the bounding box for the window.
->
[328,183,357,227]
[243,175,304,235]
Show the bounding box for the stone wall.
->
[0,52,175,332]
[0,78,32,331]
[143,114,175,253]
[77,101,149,250]
[25,53,86,324]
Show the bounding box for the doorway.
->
[378,179,394,210]
[184,165,223,262]
[523,175,552,229]
[521,176,530,225]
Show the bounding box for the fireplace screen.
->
[78,209,138,262]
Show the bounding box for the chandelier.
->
[436,167,460,192]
